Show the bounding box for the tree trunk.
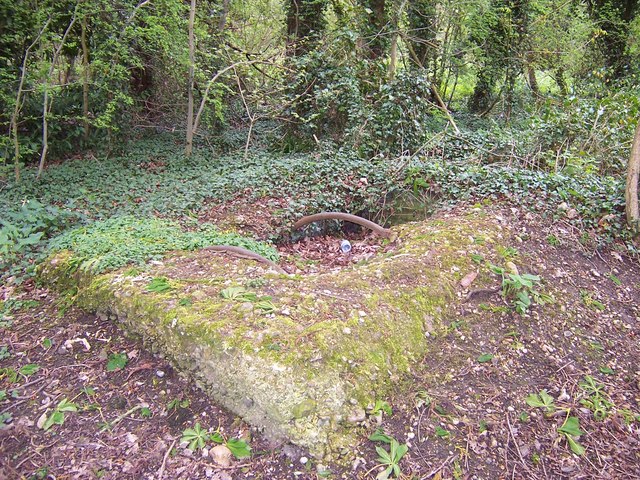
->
[527,64,538,95]
[38,89,50,179]
[407,0,437,69]
[185,0,196,156]
[554,67,567,96]
[37,10,77,179]
[218,0,230,31]
[388,32,398,81]
[286,0,327,56]
[588,0,639,79]
[10,18,52,182]
[359,0,388,60]
[626,121,640,234]
[81,14,90,141]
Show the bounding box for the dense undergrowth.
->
[48,216,279,274]
[0,127,635,284]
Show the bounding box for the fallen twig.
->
[99,404,144,432]
[202,245,286,274]
[506,413,540,480]
[420,454,455,479]
[157,438,177,480]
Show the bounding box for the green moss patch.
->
[38,212,508,459]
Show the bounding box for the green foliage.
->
[167,397,190,410]
[369,428,395,444]
[1,136,395,280]
[525,390,586,455]
[147,277,172,293]
[287,53,444,156]
[19,364,40,376]
[0,367,18,383]
[106,353,128,372]
[0,0,189,169]
[0,412,13,428]
[371,399,393,416]
[375,439,408,479]
[225,438,252,459]
[220,286,252,301]
[0,346,10,361]
[530,87,640,174]
[220,286,276,314]
[580,290,606,311]
[490,265,552,315]
[0,199,78,280]
[180,423,251,458]
[525,390,556,413]
[369,432,409,479]
[476,353,494,363]
[407,157,631,246]
[181,422,209,451]
[558,416,585,456]
[579,375,612,420]
[41,398,78,431]
[48,216,278,274]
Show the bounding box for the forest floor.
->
[1,203,639,480]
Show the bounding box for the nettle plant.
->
[489,263,552,314]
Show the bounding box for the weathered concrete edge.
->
[37,214,504,459]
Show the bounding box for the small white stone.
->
[156,370,165,378]
[343,327,351,334]
[300,456,308,464]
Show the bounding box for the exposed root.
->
[292,212,395,240]
[202,245,286,274]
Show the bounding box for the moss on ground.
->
[38,212,509,459]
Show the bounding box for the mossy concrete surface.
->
[38,212,508,459]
